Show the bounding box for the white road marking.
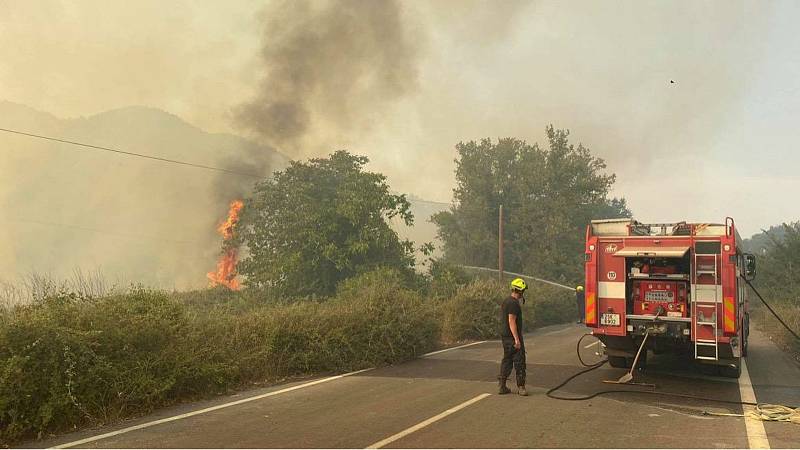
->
[423,341,487,357]
[584,340,601,349]
[51,368,374,449]
[739,358,770,449]
[52,341,488,448]
[366,393,491,449]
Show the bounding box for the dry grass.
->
[0,269,121,311]
[752,301,800,360]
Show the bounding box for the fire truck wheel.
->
[718,358,742,378]
[608,356,629,368]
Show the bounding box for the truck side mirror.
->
[743,253,756,281]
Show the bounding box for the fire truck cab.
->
[584,218,756,378]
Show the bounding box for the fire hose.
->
[463,263,800,420]
[544,285,800,425]
[544,333,800,424]
[703,404,800,424]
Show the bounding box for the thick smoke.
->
[0,0,786,291]
[236,0,419,155]
[0,103,286,291]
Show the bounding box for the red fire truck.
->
[584,218,757,378]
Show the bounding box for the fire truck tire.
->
[718,358,742,378]
[608,356,629,368]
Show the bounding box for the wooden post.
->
[498,204,504,281]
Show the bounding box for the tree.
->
[432,126,630,283]
[236,151,415,297]
[752,222,800,302]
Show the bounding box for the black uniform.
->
[575,290,585,323]
[499,296,526,386]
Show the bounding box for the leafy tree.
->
[752,222,800,303]
[743,224,789,255]
[236,151,415,296]
[432,126,630,283]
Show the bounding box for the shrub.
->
[319,288,439,370]
[335,266,422,299]
[528,284,575,328]
[440,278,505,342]
[440,278,575,342]
[0,267,575,445]
[0,289,206,442]
[425,260,471,300]
[0,279,440,444]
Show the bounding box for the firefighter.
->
[498,278,528,396]
[575,285,585,323]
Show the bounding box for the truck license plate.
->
[600,313,620,326]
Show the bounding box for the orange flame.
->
[207,200,244,290]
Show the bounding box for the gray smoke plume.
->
[236,0,419,155]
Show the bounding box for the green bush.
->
[320,288,439,369]
[0,289,208,442]
[335,266,422,299]
[440,278,506,341]
[439,278,574,342]
[0,268,575,445]
[0,279,440,445]
[528,284,575,328]
[425,260,471,300]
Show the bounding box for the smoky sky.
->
[0,0,794,290]
[236,0,420,155]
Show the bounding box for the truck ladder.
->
[693,251,719,360]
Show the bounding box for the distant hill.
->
[0,102,448,288]
[0,101,288,289]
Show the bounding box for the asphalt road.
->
[30,323,800,449]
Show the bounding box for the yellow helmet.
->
[511,278,527,292]
[576,285,584,292]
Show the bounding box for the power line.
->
[0,127,263,179]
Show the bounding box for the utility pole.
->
[498,204,504,281]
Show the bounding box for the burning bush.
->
[207,200,245,290]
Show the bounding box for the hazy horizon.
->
[3,0,800,287]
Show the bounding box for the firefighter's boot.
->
[498,378,511,395]
[517,385,528,396]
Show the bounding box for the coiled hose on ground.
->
[544,333,799,424]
